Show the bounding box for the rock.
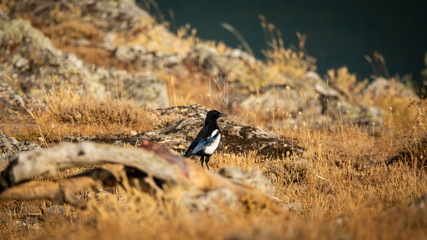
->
[410,194,427,211]
[0,14,169,109]
[7,0,189,72]
[127,104,304,158]
[0,18,101,94]
[183,43,258,91]
[0,81,28,119]
[219,167,274,196]
[239,71,383,125]
[284,200,304,213]
[181,188,241,213]
[112,44,184,70]
[0,9,8,22]
[9,0,151,33]
[0,131,39,162]
[240,84,304,115]
[114,45,138,63]
[363,78,419,99]
[98,69,169,109]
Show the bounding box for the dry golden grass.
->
[43,20,105,46]
[260,15,317,80]
[1,96,426,240]
[0,122,427,239]
[328,67,368,104]
[160,72,235,112]
[16,87,153,145]
[124,23,197,55]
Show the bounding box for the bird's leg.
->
[205,155,211,171]
[200,156,205,168]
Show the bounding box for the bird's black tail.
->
[182,151,192,158]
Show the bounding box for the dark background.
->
[138,0,427,83]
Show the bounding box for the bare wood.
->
[0,165,124,208]
[0,141,271,207]
[0,179,93,208]
[5,142,179,186]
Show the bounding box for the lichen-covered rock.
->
[96,69,169,109]
[239,83,304,115]
[7,0,191,70]
[9,0,151,33]
[127,104,303,158]
[240,72,383,125]
[0,14,169,109]
[0,18,102,94]
[363,77,419,100]
[0,131,39,162]
[181,188,241,213]
[183,44,384,125]
[112,45,185,70]
[0,9,9,22]
[219,167,274,196]
[0,81,26,118]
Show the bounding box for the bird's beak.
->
[219,113,227,117]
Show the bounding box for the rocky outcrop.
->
[96,68,169,109]
[0,10,169,109]
[58,105,303,159]
[3,0,405,126]
[126,105,304,158]
[183,45,384,125]
[9,0,151,33]
[7,0,191,71]
[112,44,185,70]
[0,18,85,93]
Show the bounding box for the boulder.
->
[363,78,419,99]
[219,167,274,196]
[96,69,169,109]
[128,104,304,158]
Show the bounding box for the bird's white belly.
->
[204,134,221,155]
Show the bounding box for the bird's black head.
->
[205,110,227,125]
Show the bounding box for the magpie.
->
[183,110,227,170]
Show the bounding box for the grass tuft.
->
[25,87,153,142]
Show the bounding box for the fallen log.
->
[0,141,271,208]
[0,165,123,208]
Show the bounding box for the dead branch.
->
[1,142,179,187]
[0,141,271,208]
